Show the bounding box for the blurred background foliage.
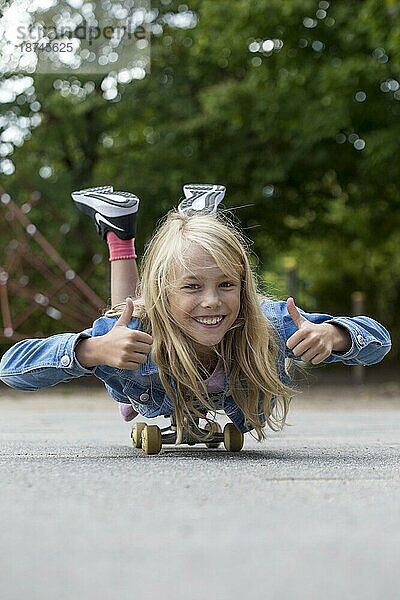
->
[0,0,399,360]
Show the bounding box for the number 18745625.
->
[20,42,74,52]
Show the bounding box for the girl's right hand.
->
[75,298,153,370]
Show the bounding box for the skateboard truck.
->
[131,413,244,455]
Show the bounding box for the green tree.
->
[1,0,399,358]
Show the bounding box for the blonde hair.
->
[106,210,293,443]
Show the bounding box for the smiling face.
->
[168,244,241,358]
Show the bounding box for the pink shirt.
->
[119,359,226,421]
[202,358,225,393]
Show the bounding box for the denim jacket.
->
[0,300,391,433]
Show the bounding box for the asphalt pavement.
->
[1,380,399,600]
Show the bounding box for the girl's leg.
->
[71,187,141,422]
[106,231,140,304]
[110,258,140,305]
[71,186,140,306]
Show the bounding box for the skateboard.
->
[131,414,244,455]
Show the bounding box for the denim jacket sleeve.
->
[0,316,146,397]
[0,330,95,391]
[265,300,391,366]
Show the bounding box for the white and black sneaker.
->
[178,184,226,217]
[71,186,139,240]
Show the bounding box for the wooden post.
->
[351,291,365,385]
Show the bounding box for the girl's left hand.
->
[286,297,351,364]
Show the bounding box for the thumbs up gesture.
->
[75,298,153,370]
[286,297,350,364]
[114,297,137,328]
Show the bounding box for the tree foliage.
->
[1,0,399,358]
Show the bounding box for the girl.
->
[0,185,392,450]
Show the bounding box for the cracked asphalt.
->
[1,380,399,600]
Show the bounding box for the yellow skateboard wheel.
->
[141,424,162,455]
[205,422,222,448]
[223,423,244,452]
[131,422,146,448]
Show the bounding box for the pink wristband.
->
[106,231,137,261]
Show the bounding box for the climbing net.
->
[0,186,105,343]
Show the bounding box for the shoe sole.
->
[71,188,139,240]
[179,184,226,216]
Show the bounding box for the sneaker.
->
[71,186,140,240]
[178,184,226,217]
